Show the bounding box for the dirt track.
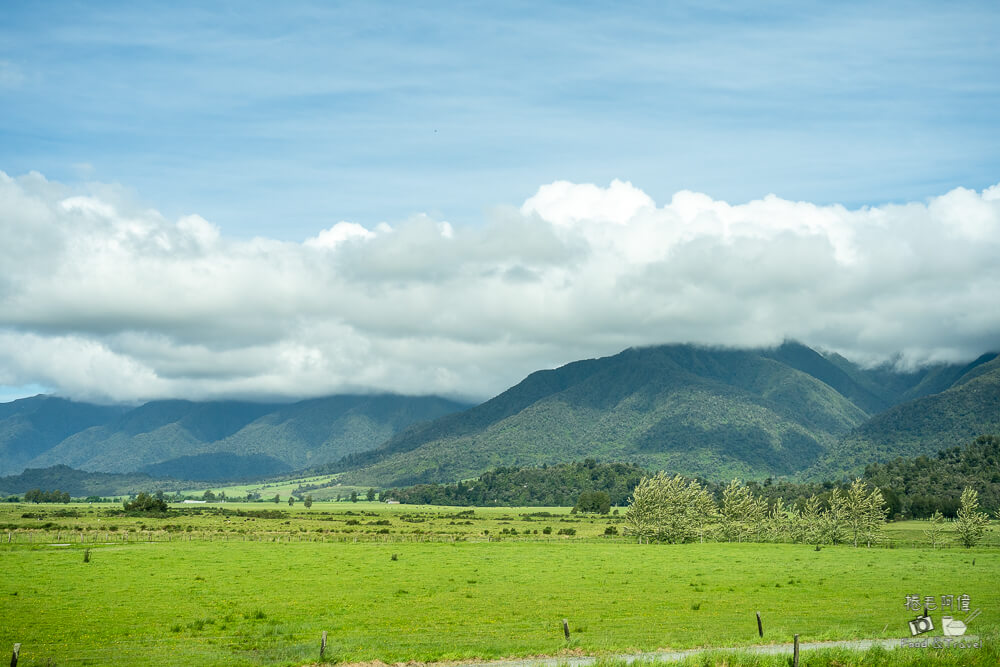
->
[318,635,983,667]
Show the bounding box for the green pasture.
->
[3,502,999,546]
[180,474,358,500]
[0,502,617,543]
[1,503,998,666]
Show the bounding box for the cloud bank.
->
[2,170,999,403]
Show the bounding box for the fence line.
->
[3,528,998,548]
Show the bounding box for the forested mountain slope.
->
[331,344,878,486]
[19,394,470,477]
[807,355,1000,480]
[0,396,126,476]
[4,343,995,486]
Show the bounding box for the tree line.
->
[624,474,992,547]
[22,488,71,503]
[385,460,645,506]
[386,436,1000,519]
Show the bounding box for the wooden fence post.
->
[756,611,763,637]
[793,634,799,667]
[321,631,328,661]
[562,619,570,640]
[11,642,21,667]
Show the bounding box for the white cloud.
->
[305,221,376,249]
[1,170,999,403]
[521,179,654,227]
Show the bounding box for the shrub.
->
[574,490,611,514]
[123,492,168,514]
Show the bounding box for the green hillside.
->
[21,394,470,477]
[0,464,185,497]
[808,355,1000,480]
[331,344,876,486]
[5,343,996,487]
[0,396,126,476]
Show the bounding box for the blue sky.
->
[3,1,998,239]
[1,2,1000,404]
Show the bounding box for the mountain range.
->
[324,342,1000,486]
[0,394,470,479]
[1,342,998,486]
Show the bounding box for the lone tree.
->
[123,492,168,513]
[955,487,989,548]
[923,510,947,548]
[304,495,313,508]
[574,490,611,514]
[366,488,376,502]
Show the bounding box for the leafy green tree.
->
[366,488,376,502]
[625,473,715,543]
[923,510,946,548]
[692,483,719,543]
[350,491,358,503]
[795,495,823,545]
[288,495,295,506]
[574,490,611,514]
[624,475,660,543]
[955,487,989,547]
[202,490,216,502]
[272,494,280,504]
[123,492,168,513]
[845,478,887,547]
[721,480,765,543]
[861,486,888,547]
[820,488,847,545]
[304,495,313,508]
[765,497,789,543]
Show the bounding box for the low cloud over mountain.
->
[1,170,998,403]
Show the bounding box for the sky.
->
[1,1,999,404]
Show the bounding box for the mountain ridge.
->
[2,342,997,485]
[4,394,470,478]
[325,342,999,486]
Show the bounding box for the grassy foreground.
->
[2,539,997,665]
[1,503,998,665]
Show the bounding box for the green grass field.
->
[1,503,998,666]
[181,474,368,501]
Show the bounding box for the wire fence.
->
[4,527,999,548]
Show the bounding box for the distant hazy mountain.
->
[328,342,998,486]
[13,394,470,478]
[0,464,180,498]
[0,396,126,476]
